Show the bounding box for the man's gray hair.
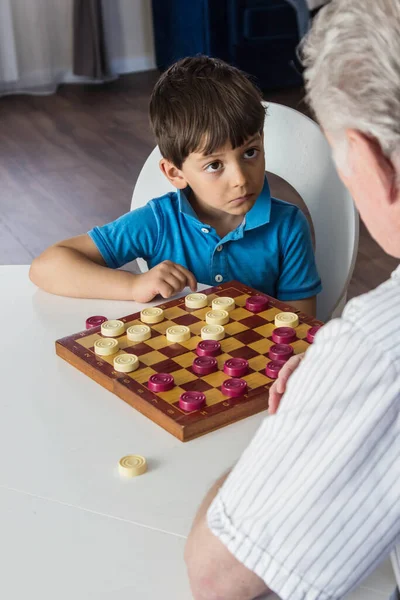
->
[302,0,400,160]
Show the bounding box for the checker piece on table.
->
[56,281,323,441]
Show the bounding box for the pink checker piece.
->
[196,340,221,357]
[245,295,269,313]
[307,325,322,344]
[268,344,294,362]
[148,373,174,392]
[192,356,217,375]
[265,360,286,379]
[223,358,249,377]
[272,327,297,344]
[179,391,206,412]
[221,378,248,398]
[86,315,108,329]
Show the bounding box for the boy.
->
[30,56,321,315]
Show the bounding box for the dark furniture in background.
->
[151,0,304,90]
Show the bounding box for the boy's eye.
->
[244,147,259,159]
[205,161,223,173]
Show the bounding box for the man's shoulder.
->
[341,266,400,351]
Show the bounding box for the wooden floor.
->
[0,70,397,299]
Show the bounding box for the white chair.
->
[131,102,359,322]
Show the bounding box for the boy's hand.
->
[268,353,305,414]
[132,261,197,303]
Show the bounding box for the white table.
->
[0,266,395,599]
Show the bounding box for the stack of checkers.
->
[86,292,321,414]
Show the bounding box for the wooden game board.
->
[56,281,323,441]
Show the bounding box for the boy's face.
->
[161,133,265,218]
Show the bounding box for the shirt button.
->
[201,227,209,234]
[215,274,223,283]
[216,245,223,252]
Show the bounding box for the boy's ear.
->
[159,159,188,189]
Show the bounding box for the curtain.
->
[0,0,113,97]
[73,0,110,78]
[0,0,73,96]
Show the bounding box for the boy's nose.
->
[231,164,247,188]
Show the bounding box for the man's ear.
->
[159,159,188,189]
[346,129,398,203]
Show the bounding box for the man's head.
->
[149,56,266,218]
[302,0,400,258]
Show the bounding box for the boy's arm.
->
[30,234,139,299]
[288,296,316,316]
[29,234,197,301]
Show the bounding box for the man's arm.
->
[185,473,270,600]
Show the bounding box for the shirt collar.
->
[176,175,271,230]
[177,187,199,220]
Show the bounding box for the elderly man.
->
[184,1,400,599]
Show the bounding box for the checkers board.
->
[55,281,323,441]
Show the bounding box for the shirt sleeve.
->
[276,208,322,301]
[88,203,160,268]
[207,317,400,600]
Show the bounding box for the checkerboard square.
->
[172,368,198,386]
[220,338,244,353]
[158,343,188,358]
[203,370,228,388]
[189,321,205,335]
[139,350,167,365]
[224,321,248,336]
[117,336,134,350]
[243,371,270,389]
[259,307,283,321]
[241,315,268,329]
[221,287,244,299]
[229,307,249,321]
[151,320,176,334]
[248,355,269,372]
[181,379,213,393]
[296,323,311,339]
[129,366,156,384]
[205,294,218,304]
[145,335,170,350]
[291,340,309,354]
[216,353,234,370]
[254,323,276,339]
[234,294,248,307]
[230,346,259,360]
[173,352,197,368]
[191,308,209,320]
[249,339,274,355]
[124,342,153,357]
[180,335,202,351]
[123,318,143,329]
[174,313,201,326]
[152,358,183,373]
[163,306,186,320]
[158,387,186,406]
[235,329,263,345]
[205,387,226,405]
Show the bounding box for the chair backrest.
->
[131,102,359,322]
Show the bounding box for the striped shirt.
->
[208,266,400,600]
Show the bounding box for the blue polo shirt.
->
[88,178,321,301]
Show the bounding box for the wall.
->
[102,0,156,74]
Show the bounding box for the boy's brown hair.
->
[149,55,265,168]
